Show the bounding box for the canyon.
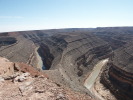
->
[0,27,133,100]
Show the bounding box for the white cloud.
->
[0,16,24,19]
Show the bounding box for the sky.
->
[0,0,133,32]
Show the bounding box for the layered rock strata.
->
[94,27,133,100]
[101,45,133,100]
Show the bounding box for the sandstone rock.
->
[0,57,93,100]
[0,57,14,77]
[0,77,4,82]
[14,72,30,82]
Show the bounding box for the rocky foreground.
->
[0,57,93,100]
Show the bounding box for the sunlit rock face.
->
[0,57,93,100]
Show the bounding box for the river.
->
[84,58,109,90]
[35,47,46,70]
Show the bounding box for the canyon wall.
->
[101,44,133,100]
[94,27,133,100]
[37,32,113,93]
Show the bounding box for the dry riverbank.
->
[35,47,44,70]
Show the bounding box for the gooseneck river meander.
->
[84,58,109,90]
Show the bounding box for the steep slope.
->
[0,32,36,66]
[44,32,112,93]
[101,43,133,100]
[0,57,93,100]
[93,27,133,100]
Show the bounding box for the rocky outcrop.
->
[0,57,93,100]
[0,57,15,77]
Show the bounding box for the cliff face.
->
[59,32,111,83]
[0,33,17,47]
[101,45,133,100]
[94,27,133,100]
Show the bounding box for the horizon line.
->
[0,26,133,33]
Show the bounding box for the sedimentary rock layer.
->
[95,27,133,100]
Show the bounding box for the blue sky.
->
[0,0,133,32]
